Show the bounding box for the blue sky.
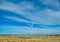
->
[0,0,60,35]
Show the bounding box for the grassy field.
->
[0,35,60,42]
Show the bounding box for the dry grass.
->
[0,35,60,42]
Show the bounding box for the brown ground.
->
[0,35,60,42]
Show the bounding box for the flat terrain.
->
[0,35,60,42]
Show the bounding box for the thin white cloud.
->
[39,0,60,9]
[0,0,36,15]
[0,0,37,23]
[0,0,60,25]
[44,9,60,18]
[0,0,26,15]
[39,9,60,24]
[4,16,30,23]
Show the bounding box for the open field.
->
[0,35,60,42]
